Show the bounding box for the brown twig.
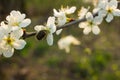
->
[22,31,36,39]
[23,13,97,39]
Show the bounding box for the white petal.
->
[79,22,88,28]
[10,11,26,22]
[11,29,23,39]
[93,16,103,25]
[34,25,46,32]
[47,17,56,33]
[98,10,107,17]
[49,25,56,33]
[98,0,108,9]
[92,26,100,35]
[65,6,76,14]
[106,13,114,22]
[3,47,14,58]
[78,7,89,19]
[13,39,26,50]
[53,9,60,17]
[93,8,100,14]
[11,27,21,31]
[19,19,31,27]
[1,22,12,34]
[47,33,53,46]
[10,10,20,16]
[57,14,67,26]
[109,0,118,8]
[6,16,10,21]
[83,27,91,35]
[86,12,93,22]
[56,29,63,35]
[0,27,5,39]
[47,17,55,27]
[18,14,26,22]
[113,9,120,16]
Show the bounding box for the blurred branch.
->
[22,13,97,39]
[57,18,86,30]
[22,31,37,39]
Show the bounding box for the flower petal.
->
[19,19,31,27]
[10,10,26,22]
[47,17,55,27]
[49,25,56,33]
[47,33,53,46]
[93,8,100,14]
[13,39,26,50]
[83,27,91,35]
[106,13,114,22]
[109,0,118,8]
[3,47,14,58]
[98,9,107,17]
[78,7,89,19]
[92,26,100,35]
[56,29,63,35]
[34,25,46,32]
[97,0,108,9]
[0,27,5,39]
[93,16,103,25]
[113,9,120,16]
[79,22,88,28]
[47,17,56,33]
[57,14,66,26]
[11,29,23,39]
[86,12,93,22]
[11,27,21,31]
[53,9,60,17]
[1,22,12,34]
[65,6,76,14]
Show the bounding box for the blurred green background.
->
[0,0,120,80]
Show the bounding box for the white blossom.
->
[58,35,80,53]
[78,7,89,19]
[53,9,66,26]
[0,29,26,58]
[97,0,120,22]
[53,6,76,35]
[6,10,31,30]
[34,17,56,46]
[79,12,102,35]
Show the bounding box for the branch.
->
[57,18,86,30]
[23,13,97,39]
[22,31,36,39]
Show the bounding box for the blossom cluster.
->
[0,11,31,57]
[35,0,120,52]
[79,0,120,35]
[0,0,120,57]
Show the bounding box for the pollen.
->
[4,36,14,45]
[89,21,93,26]
[12,22,19,26]
[107,8,113,13]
